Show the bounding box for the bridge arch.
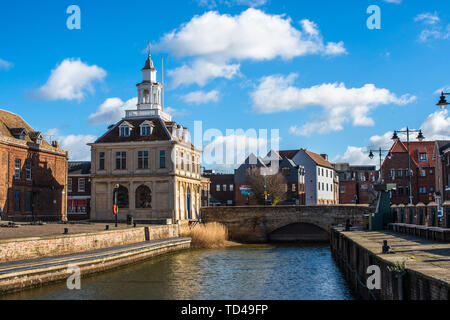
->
[268,222,329,242]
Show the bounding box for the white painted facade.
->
[292,149,337,205]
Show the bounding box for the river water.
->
[2,244,355,300]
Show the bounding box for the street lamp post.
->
[368,148,392,182]
[436,91,450,110]
[391,127,425,204]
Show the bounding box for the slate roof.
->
[277,150,299,159]
[142,55,156,70]
[94,118,170,143]
[68,161,91,175]
[436,140,450,154]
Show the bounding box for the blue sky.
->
[0,0,449,168]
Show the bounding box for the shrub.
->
[182,222,228,248]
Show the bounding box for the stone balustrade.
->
[390,202,450,229]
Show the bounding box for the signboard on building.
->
[240,185,254,196]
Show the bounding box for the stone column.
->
[416,202,426,225]
[107,181,112,221]
[406,203,414,224]
[129,181,135,217]
[427,201,438,227]
[91,180,96,220]
[443,201,450,228]
[151,180,156,218]
[391,204,398,223]
[397,204,405,223]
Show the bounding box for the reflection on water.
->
[2,244,355,300]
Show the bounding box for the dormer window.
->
[32,132,43,145]
[10,128,27,140]
[119,122,133,137]
[120,126,130,137]
[140,121,154,136]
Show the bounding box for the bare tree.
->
[246,167,287,205]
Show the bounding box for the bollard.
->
[64,228,69,234]
[105,225,109,230]
[133,222,137,228]
[382,240,390,254]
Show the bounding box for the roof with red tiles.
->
[389,139,435,168]
[302,149,334,169]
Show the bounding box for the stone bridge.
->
[200,205,370,242]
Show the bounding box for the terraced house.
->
[89,54,202,223]
[382,139,436,205]
[0,110,68,221]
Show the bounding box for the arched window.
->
[143,89,149,103]
[117,185,129,208]
[136,185,152,208]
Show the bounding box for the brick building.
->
[200,175,210,207]
[434,140,450,208]
[0,109,68,221]
[334,163,378,205]
[68,161,91,220]
[234,152,306,206]
[381,139,436,205]
[203,170,235,206]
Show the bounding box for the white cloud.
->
[418,26,450,42]
[421,109,450,140]
[88,97,137,125]
[37,58,106,101]
[157,9,346,87]
[414,12,440,25]
[168,59,240,88]
[435,86,450,94]
[334,110,450,167]
[414,12,450,42]
[46,128,96,161]
[203,133,276,169]
[181,90,220,104]
[333,146,379,167]
[165,106,188,117]
[0,58,13,71]
[198,0,267,8]
[250,73,415,136]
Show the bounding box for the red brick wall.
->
[339,181,357,204]
[382,152,436,204]
[0,143,67,221]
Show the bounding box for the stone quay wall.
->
[201,205,369,243]
[0,238,191,294]
[0,224,181,263]
[330,228,449,300]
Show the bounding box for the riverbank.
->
[0,237,191,294]
[331,227,450,300]
[0,223,181,263]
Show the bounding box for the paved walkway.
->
[341,228,450,284]
[0,237,190,276]
[0,222,142,240]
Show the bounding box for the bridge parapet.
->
[201,205,370,243]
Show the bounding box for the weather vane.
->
[147,42,151,56]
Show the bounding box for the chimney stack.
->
[320,154,328,161]
[52,141,59,148]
